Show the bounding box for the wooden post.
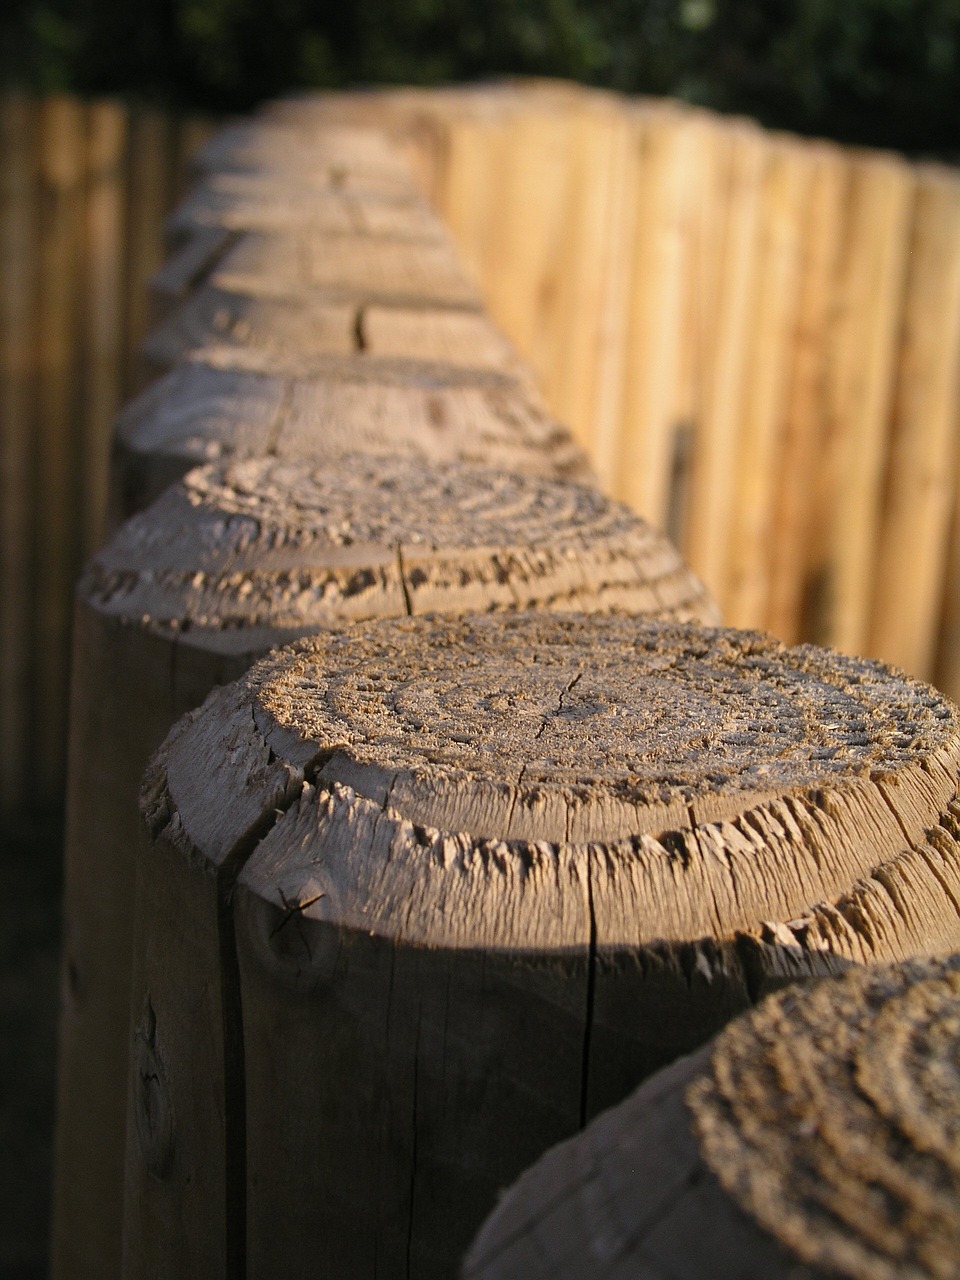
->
[144,284,525,378]
[126,613,960,1278]
[192,120,419,199]
[167,171,439,242]
[206,227,481,308]
[108,346,591,523]
[466,955,960,1279]
[51,455,717,1279]
[141,285,356,373]
[0,92,38,813]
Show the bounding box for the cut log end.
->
[249,613,958,838]
[149,611,960,957]
[110,349,594,521]
[466,956,960,1280]
[85,454,717,642]
[687,954,960,1279]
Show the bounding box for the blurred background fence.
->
[4,81,960,818]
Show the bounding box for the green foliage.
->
[1,0,958,153]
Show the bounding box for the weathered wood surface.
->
[167,171,445,242]
[55,455,713,1280]
[109,345,590,523]
[127,613,960,1278]
[466,955,960,1279]
[152,226,482,312]
[142,286,522,378]
[193,119,419,195]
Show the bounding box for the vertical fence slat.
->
[0,93,39,812]
[868,166,960,679]
[765,143,847,644]
[81,100,127,558]
[432,113,498,292]
[684,122,766,601]
[481,106,572,387]
[615,106,706,528]
[552,104,636,460]
[723,138,810,629]
[35,94,86,802]
[584,109,636,492]
[123,109,173,396]
[808,152,915,654]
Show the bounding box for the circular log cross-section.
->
[128,613,960,1279]
[193,120,420,194]
[109,346,590,523]
[57,455,712,1280]
[465,955,960,1280]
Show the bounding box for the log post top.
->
[167,171,444,240]
[193,119,418,191]
[143,612,960,955]
[142,285,524,379]
[114,345,591,484]
[465,955,960,1280]
[155,223,482,307]
[82,455,717,642]
[687,955,960,1280]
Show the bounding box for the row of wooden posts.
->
[51,93,960,1278]
[5,82,960,818]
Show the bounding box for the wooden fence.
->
[3,83,960,815]
[0,94,214,814]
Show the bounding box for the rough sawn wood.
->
[128,613,960,1279]
[465,955,960,1280]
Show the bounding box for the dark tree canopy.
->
[2,0,959,154]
